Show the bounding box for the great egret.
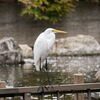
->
[34,28,67,71]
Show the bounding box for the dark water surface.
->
[0,55,99,87]
[0,65,71,87]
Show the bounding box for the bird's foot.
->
[47,84,55,90]
[43,80,55,90]
[37,85,48,92]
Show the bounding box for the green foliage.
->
[85,0,100,2]
[18,0,77,23]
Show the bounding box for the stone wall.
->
[0,1,100,45]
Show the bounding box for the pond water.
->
[0,64,72,87]
[0,55,99,87]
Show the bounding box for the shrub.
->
[18,0,77,23]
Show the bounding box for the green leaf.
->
[18,0,77,23]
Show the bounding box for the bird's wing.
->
[34,36,49,70]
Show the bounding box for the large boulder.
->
[50,35,100,56]
[48,35,100,77]
[19,44,33,58]
[95,70,100,80]
[0,37,22,64]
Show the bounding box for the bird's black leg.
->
[45,58,55,91]
[38,58,47,92]
[39,58,42,84]
[45,58,51,85]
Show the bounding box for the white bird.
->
[34,28,67,71]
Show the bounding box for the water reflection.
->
[0,55,100,87]
[0,65,72,87]
[0,65,22,86]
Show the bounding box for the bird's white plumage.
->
[34,28,55,71]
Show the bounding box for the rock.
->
[22,58,34,70]
[0,51,22,64]
[23,58,34,63]
[0,37,22,64]
[50,35,100,56]
[95,70,100,80]
[19,44,33,58]
[23,63,33,70]
[22,58,35,73]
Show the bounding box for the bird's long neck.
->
[44,32,55,39]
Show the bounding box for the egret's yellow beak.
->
[53,29,68,34]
